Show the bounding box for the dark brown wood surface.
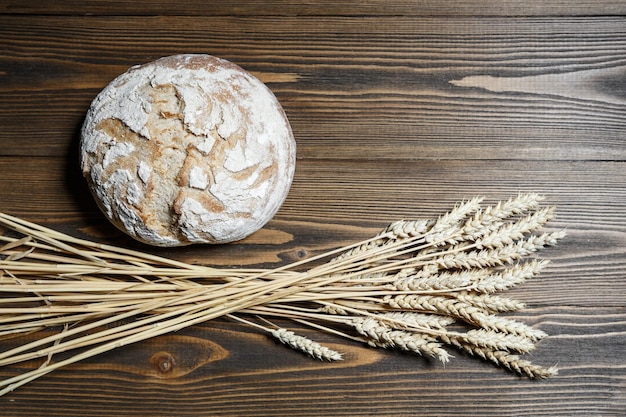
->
[0,1,625,416]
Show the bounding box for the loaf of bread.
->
[80,54,296,246]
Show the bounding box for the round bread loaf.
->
[80,54,296,246]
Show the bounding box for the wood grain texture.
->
[0,2,625,416]
[1,16,626,159]
[0,308,624,417]
[1,0,626,17]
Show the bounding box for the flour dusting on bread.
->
[81,54,296,246]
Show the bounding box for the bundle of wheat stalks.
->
[0,193,565,395]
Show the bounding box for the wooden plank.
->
[1,16,625,159]
[2,0,626,17]
[0,307,624,416]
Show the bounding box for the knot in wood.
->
[149,351,177,375]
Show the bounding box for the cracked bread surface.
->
[80,54,296,246]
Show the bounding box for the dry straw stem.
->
[0,193,564,394]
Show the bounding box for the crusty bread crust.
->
[81,54,296,246]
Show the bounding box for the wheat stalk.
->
[0,194,565,394]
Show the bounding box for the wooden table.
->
[1,1,625,416]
